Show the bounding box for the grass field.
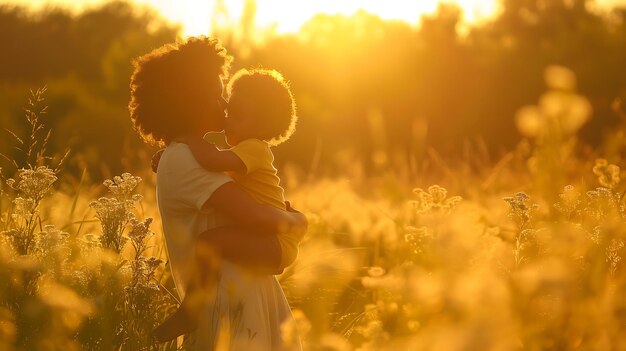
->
[2,68,626,350]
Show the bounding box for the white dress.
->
[156,142,301,351]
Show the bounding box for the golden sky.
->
[3,0,626,36]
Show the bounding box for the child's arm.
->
[183,136,246,174]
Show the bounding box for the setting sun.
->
[146,0,500,36]
[9,0,626,37]
[162,0,626,37]
[5,0,500,36]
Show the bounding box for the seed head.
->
[7,166,57,204]
[593,159,620,190]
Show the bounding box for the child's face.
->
[224,93,261,145]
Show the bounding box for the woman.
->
[129,36,306,350]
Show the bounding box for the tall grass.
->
[0,90,178,351]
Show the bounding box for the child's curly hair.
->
[129,36,233,147]
[227,69,297,146]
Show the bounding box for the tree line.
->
[1,0,626,178]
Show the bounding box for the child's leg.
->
[152,226,282,342]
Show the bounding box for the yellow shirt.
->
[229,138,300,269]
[230,139,286,211]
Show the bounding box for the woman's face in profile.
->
[202,77,228,132]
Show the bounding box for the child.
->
[153,68,302,342]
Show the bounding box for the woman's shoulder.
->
[159,142,232,187]
[161,142,195,167]
[162,142,227,176]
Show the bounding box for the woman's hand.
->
[285,201,308,239]
[151,149,165,173]
[208,183,307,236]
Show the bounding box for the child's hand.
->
[171,133,196,144]
[175,134,204,145]
[171,135,190,144]
[151,149,165,173]
[285,201,305,213]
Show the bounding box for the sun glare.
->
[4,0,502,37]
[8,0,626,37]
[141,0,500,37]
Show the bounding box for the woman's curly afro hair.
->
[129,36,232,147]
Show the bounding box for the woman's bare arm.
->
[206,182,307,236]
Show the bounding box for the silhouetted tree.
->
[0,1,178,178]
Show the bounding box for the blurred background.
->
[4,3,626,349]
[2,0,626,180]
